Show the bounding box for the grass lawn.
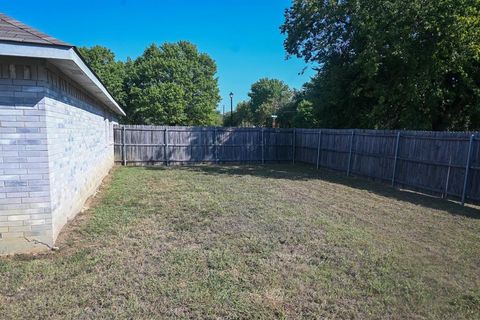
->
[1,165,479,319]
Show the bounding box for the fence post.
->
[213,127,218,164]
[316,129,322,169]
[122,125,127,166]
[165,127,169,166]
[261,128,265,164]
[292,128,296,165]
[346,130,355,176]
[246,129,250,163]
[391,132,401,187]
[461,134,474,206]
[443,155,452,199]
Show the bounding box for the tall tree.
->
[248,78,293,127]
[126,42,220,125]
[282,0,480,130]
[78,46,127,106]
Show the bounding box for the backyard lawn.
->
[1,165,479,319]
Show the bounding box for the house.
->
[0,13,125,254]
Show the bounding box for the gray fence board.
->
[114,125,479,205]
[115,125,295,164]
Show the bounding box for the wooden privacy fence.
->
[114,125,294,165]
[114,125,480,205]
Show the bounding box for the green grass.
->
[1,164,479,319]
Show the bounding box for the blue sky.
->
[2,0,315,112]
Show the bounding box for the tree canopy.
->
[78,46,127,107]
[80,42,221,126]
[248,78,293,127]
[80,1,480,130]
[281,0,480,130]
[127,42,220,125]
[225,78,293,127]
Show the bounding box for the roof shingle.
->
[0,13,71,47]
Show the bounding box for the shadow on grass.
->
[144,164,480,219]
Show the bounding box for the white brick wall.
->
[44,91,116,239]
[0,57,118,254]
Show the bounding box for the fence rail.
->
[114,125,479,205]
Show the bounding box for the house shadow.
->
[145,163,480,219]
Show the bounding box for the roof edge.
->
[0,41,125,116]
[69,47,126,116]
[0,12,72,47]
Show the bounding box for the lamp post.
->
[229,92,234,125]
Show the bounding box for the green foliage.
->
[223,101,253,127]
[79,42,221,126]
[282,0,480,130]
[225,78,293,127]
[210,111,224,126]
[292,99,317,128]
[127,42,220,125]
[276,90,320,128]
[128,83,186,124]
[78,46,127,106]
[249,78,293,127]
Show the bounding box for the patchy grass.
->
[1,164,479,319]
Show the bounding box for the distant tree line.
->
[79,41,222,126]
[224,78,292,127]
[222,77,319,128]
[81,0,480,130]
